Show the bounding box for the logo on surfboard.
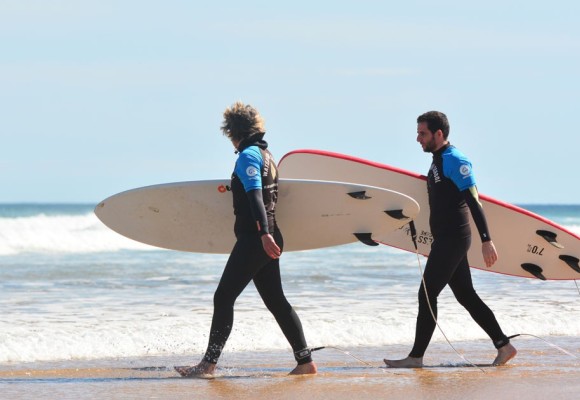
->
[217,185,231,193]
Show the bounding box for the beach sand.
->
[1,337,578,400]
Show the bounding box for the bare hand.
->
[261,233,281,259]
[482,240,498,268]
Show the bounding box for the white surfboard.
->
[278,150,580,281]
[95,179,420,254]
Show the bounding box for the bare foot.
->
[289,361,318,375]
[384,356,423,368]
[174,360,217,378]
[493,343,517,366]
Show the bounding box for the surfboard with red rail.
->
[279,149,580,280]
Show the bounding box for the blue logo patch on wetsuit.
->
[235,146,263,192]
[442,146,476,191]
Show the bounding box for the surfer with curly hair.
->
[384,111,517,368]
[175,102,317,377]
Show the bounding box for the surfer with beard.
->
[175,102,317,377]
[384,111,517,368]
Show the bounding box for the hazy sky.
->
[1,1,579,204]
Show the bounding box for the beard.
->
[422,138,437,152]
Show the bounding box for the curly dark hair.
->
[417,111,450,139]
[220,101,265,142]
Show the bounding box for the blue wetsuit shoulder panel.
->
[442,146,476,191]
[234,146,263,192]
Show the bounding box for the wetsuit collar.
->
[236,132,268,153]
[432,142,451,157]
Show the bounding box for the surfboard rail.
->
[279,149,580,280]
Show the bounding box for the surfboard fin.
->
[536,230,564,249]
[559,255,580,273]
[520,263,547,280]
[348,191,371,200]
[384,209,409,220]
[354,233,378,246]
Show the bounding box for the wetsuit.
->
[409,143,509,358]
[203,134,312,365]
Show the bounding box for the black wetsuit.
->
[409,144,509,358]
[203,135,312,365]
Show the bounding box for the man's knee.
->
[453,288,479,306]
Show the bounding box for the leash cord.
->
[309,346,397,374]
[508,333,577,359]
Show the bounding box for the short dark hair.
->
[417,111,450,139]
[221,101,265,142]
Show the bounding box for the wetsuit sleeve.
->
[443,149,491,242]
[234,149,269,235]
[462,186,492,242]
[246,189,270,235]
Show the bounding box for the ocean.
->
[0,203,579,367]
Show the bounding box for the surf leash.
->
[308,346,398,374]
[409,220,486,373]
[507,334,578,359]
[574,280,580,296]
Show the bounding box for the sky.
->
[1,0,579,204]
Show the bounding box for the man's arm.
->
[246,189,281,259]
[463,186,498,267]
[463,186,491,242]
[246,188,269,236]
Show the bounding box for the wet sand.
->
[1,337,578,399]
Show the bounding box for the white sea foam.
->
[567,224,580,235]
[0,212,578,255]
[0,307,577,364]
[0,213,155,255]
[0,274,578,364]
